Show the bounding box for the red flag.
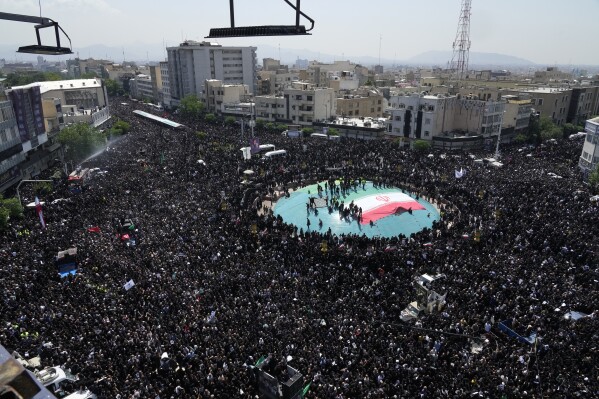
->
[87,226,101,233]
[35,197,46,229]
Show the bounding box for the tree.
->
[105,79,124,97]
[255,119,266,130]
[265,122,275,131]
[562,123,584,139]
[58,123,106,162]
[514,133,527,144]
[538,116,561,141]
[204,113,216,123]
[2,197,23,220]
[110,119,131,137]
[224,116,236,125]
[328,128,340,136]
[301,127,314,137]
[0,207,9,230]
[413,139,431,152]
[179,95,205,118]
[81,72,98,79]
[589,164,599,194]
[196,131,208,140]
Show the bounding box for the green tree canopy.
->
[179,95,205,118]
[301,127,315,137]
[2,197,23,219]
[104,78,124,97]
[562,123,585,139]
[58,123,106,162]
[589,164,599,194]
[413,139,431,152]
[224,116,236,125]
[255,119,266,130]
[328,128,340,136]
[204,113,216,123]
[538,116,561,141]
[112,119,131,135]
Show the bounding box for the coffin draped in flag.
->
[354,193,425,225]
[34,196,46,229]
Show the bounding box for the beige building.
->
[504,87,571,125]
[387,93,504,150]
[129,74,154,102]
[533,67,572,83]
[159,61,171,107]
[255,82,336,126]
[336,88,385,118]
[204,80,250,114]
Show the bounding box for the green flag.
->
[254,355,266,367]
[301,382,311,397]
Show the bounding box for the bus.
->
[258,144,276,152]
[68,168,90,194]
[311,133,340,141]
[263,150,287,159]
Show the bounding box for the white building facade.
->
[579,116,599,176]
[167,41,257,106]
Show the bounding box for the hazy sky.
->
[0,0,597,65]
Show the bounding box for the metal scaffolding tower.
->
[448,0,472,82]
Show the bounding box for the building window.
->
[425,118,431,125]
[538,99,544,106]
[378,100,382,104]
[348,111,353,116]
[307,96,313,101]
[371,108,375,113]
[424,131,430,137]
[394,116,401,121]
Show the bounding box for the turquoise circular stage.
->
[273,181,440,238]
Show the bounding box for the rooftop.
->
[331,116,387,129]
[518,87,569,94]
[9,79,101,93]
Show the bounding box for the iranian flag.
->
[354,192,425,225]
[34,196,46,229]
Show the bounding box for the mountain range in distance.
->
[1,42,596,69]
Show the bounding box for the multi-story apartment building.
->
[0,100,25,192]
[387,93,504,150]
[579,116,599,176]
[336,88,385,119]
[167,41,257,106]
[255,82,336,126]
[129,74,154,102]
[5,79,111,182]
[568,86,599,126]
[204,80,250,114]
[149,65,163,104]
[501,95,533,140]
[256,70,300,95]
[159,61,171,108]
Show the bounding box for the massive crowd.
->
[1,98,597,398]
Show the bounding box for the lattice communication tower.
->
[448,0,472,81]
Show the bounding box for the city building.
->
[329,71,360,93]
[336,88,385,119]
[129,74,154,102]
[167,41,257,106]
[567,86,599,125]
[0,100,25,192]
[533,67,572,84]
[314,117,387,140]
[501,94,533,142]
[204,80,250,114]
[5,79,111,183]
[159,61,171,108]
[579,116,599,176]
[149,65,163,104]
[386,92,504,150]
[255,82,336,126]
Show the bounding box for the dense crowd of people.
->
[1,98,597,398]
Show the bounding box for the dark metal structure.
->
[0,11,72,55]
[206,0,314,38]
